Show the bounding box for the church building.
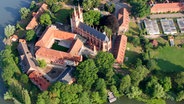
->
[70,5,112,52]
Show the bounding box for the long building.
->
[151,2,184,13]
[26,3,48,30]
[118,8,130,33]
[70,5,111,52]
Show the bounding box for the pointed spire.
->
[78,3,81,13]
[74,6,77,17]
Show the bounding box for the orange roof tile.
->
[29,70,50,91]
[36,26,76,48]
[113,35,127,63]
[151,3,184,13]
[69,39,83,56]
[26,3,48,30]
[118,8,129,31]
[10,35,18,41]
[19,39,26,43]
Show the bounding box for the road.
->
[150,13,184,19]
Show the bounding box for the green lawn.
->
[124,43,142,66]
[51,42,69,52]
[53,9,73,24]
[126,22,140,36]
[152,46,184,72]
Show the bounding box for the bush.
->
[37,59,47,68]
[25,30,35,42]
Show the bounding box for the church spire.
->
[74,6,77,17]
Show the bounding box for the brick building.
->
[113,35,127,63]
[35,25,83,66]
[118,8,130,33]
[70,5,111,52]
[26,3,48,30]
[151,2,184,13]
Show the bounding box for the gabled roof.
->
[68,39,83,56]
[151,3,184,13]
[118,8,129,27]
[113,35,127,63]
[29,70,50,91]
[17,42,37,74]
[79,22,109,42]
[26,3,48,30]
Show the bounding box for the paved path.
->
[150,13,184,19]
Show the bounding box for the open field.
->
[151,46,184,72]
[124,43,142,66]
[53,9,73,24]
[126,22,139,36]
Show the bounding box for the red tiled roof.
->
[68,39,83,56]
[113,35,127,63]
[151,3,184,13]
[35,26,83,65]
[118,8,129,31]
[10,35,18,41]
[19,39,26,43]
[29,70,50,91]
[26,3,48,30]
[36,26,75,48]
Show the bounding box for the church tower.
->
[70,4,83,32]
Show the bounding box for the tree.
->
[95,52,115,84]
[101,26,112,37]
[176,91,184,101]
[119,75,131,94]
[94,78,106,91]
[45,0,58,6]
[104,3,115,13]
[30,1,36,10]
[20,74,29,84]
[100,15,119,34]
[175,72,184,89]
[82,0,100,11]
[110,85,120,97]
[37,59,47,68]
[26,30,35,41]
[147,59,158,70]
[19,7,30,19]
[132,37,140,47]
[39,13,52,26]
[76,59,98,90]
[51,4,62,13]
[131,1,150,18]
[146,76,165,98]
[91,92,103,104]
[4,25,15,38]
[159,77,172,92]
[83,10,101,26]
[127,86,142,99]
[130,66,149,86]
[78,92,91,104]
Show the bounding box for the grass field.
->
[127,22,140,36]
[51,42,69,52]
[124,43,142,66]
[151,46,184,72]
[53,9,73,24]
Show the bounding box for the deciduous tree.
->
[4,25,15,38]
[19,7,30,19]
[39,13,52,26]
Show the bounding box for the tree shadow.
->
[155,58,184,73]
